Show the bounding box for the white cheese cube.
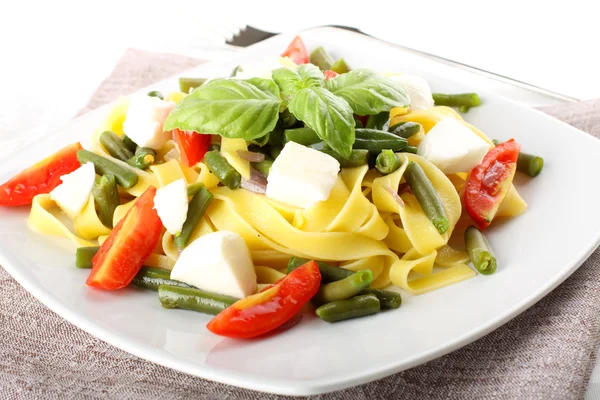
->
[153,179,188,235]
[265,142,340,208]
[50,163,96,219]
[234,56,297,80]
[170,231,257,298]
[417,118,491,174]
[389,74,434,110]
[122,95,175,150]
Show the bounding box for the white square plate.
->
[1,28,600,396]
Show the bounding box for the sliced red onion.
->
[241,167,268,194]
[236,150,265,163]
[385,185,405,208]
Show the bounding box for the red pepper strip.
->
[465,139,521,229]
[281,36,309,65]
[172,129,212,167]
[0,142,83,206]
[207,261,322,339]
[323,70,338,80]
[87,186,162,290]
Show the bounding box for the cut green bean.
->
[279,109,298,129]
[465,225,497,275]
[459,105,470,113]
[400,146,418,154]
[158,285,238,315]
[186,182,204,197]
[284,127,321,146]
[287,257,354,283]
[208,143,221,152]
[388,121,422,139]
[147,90,164,100]
[365,112,390,131]
[203,151,241,190]
[492,140,544,177]
[432,93,481,112]
[131,267,191,291]
[122,135,138,152]
[77,150,139,188]
[269,145,283,160]
[313,270,373,305]
[353,129,408,153]
[309,46,334,70]
[99,131,134,162]
[331,58,350,74]
[179,77,206,93]
[404,161,449,234]
[93,174,120,228]
[320,148,369,167]
[75,246,99,269]
[316,294,380,323]
[251,158,274,177]
[173,186,213,248]
[358,288,402,309]
[127,147,156,170]
[375,150,402,175]
[354,116,364,129]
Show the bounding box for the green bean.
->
[400,146,418,154]
[312,270,373,305]
[75,246,99,269]
[99,131,134,162]
[404,161,449,234]
[268,127,284,146]
[287,257,354,283]
[173,186,213,248]
[365,112,390,131]
[279,109,298,129]
[127,147,156,170]
[375,150,402,175]
[309,46,334,70]
[354,116,364,129]
[353,129,408,153]
[93,174,120,228]
[269,145,283,160]
[147,90,164,100]
[186,182,204,197]
[358,288,402,309]
[203,151,241,190]
[432,93,481,112]
[77,150,139,188]
[179,77,207,93]
[158,285,238,315]
[131,267,191,291]
[331,58,350,74]
[316,294,380,323]
[208,143,221,152]
[284,128,321,146]
[122,135,138,153]
[320,148,369,167]
[231,65,242,77]
[492,140,544,177]
[465,225,497,275]
[388,121,422,139]
[459,105,470,113]
[251,158,274,177]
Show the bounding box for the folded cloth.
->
[1,49,599,400]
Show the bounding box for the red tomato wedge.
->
[465,139,521,229]
[172,129,212,167]
[281,36,309,64]
[207,261,322,339]
[0,142,83,206]
[323,70,339,80]
[87,186,162,290]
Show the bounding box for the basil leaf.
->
[163,78,282,140]
[272,64,324,100]
[325,69,411,116]
[288,87,355,158]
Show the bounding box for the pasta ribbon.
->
[74,195,111,240]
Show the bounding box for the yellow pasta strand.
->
[255,266,286,284]
[113,199,136,227]
[74,195,111,240]
[221,138,250,179]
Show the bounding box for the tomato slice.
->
[465,139,521,229]
[172,129,212,167]
[0,142,83,206]
[323,70,339,81]
[281,36,309,65]
[87,186,162,290]
[207,261,321,339]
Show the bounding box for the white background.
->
[1,0,599,397]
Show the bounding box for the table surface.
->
[1,2,598,397]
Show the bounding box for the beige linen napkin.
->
[2,49,600,400]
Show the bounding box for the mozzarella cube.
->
[417,118,491,174]
[170,231,257,298]
[122,95,175,150]
[389,74,434,110]
[153,179,188,235]
[50,163,96,219]
[266,142,340,208]
[234,56,297,80]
